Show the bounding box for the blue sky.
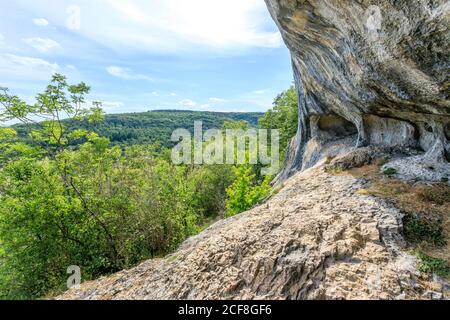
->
[0,0,293,114]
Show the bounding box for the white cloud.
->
[85,100,123,112]
[178,99,197,107]
[0,53,59,80]
[33,18,49,26]
[107,0,282,52]
[199,104,211,109]
[19,0,282,55]
[151,91,158,96]
[66,64,76,70]
[0,33,4,41]
[106,66,154,81]
[23,37,60,52]
[235,88,276,109]
[209,97,227,103]
[169,92,177,96]
[0,53,58,70]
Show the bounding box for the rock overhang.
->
[264,0,450,181]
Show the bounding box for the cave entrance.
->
[317,114,358,140]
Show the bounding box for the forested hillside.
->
[0,75,296,299]
[13,110,263,148]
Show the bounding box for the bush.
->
[0,144,207,298]
[417,186,450,205]
[383,167,397,176]
[225,165,272,217]
[259,85,298,162]
[403,216,446,247]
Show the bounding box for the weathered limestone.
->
[265,0,450,181]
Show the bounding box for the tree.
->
[259,85,298,161]
[0,74,224,299]
[225,165,271,217]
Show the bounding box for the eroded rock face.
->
[265,0,450,181]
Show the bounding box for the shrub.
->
[403,216,446,247]
[0,75,235,299]
[416,253,450,278]
[383,167,397,176]
[225,165,272,217]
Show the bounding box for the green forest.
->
[0,74,298,299]
[13,110,263,148]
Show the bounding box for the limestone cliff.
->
[265,0,450,181]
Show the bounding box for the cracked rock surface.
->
[58,161,446,300]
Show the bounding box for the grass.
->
[167,254,178,262]
[324,166,344,175]
[417,187,450,205]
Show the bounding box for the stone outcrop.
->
[58,160,448,300]
[265,0,450,181]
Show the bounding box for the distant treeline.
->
[13,110,263,148]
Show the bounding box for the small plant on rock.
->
[383,167,397,176]
[416,253,450,278]
[404,216,446,247]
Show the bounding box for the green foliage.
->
[383,167,397,176]
[0,128,41,165]
[14,110,263,149]
[416,253,450,278]
[225,165,272,217]
[187,165,234,218]
[259,85,298,161]
[0,75,291,299]
[404,216,446,247]
[1,74,104,155]
[0,144,213,298]
[0,75,235,299]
